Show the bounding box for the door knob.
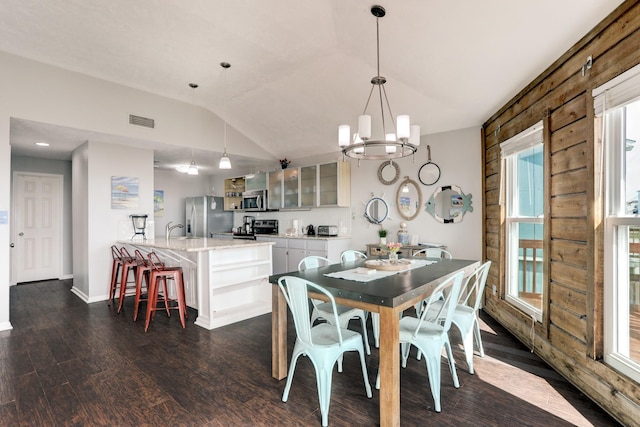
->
[10,243,14,247]
[18,232,24,236]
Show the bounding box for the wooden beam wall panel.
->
[550,261,589,293]
[550,240,588,268]
[485,232,499,248]
[550,194,588,218]
[550,218,588,242]
[549,96,587,132]
[551,169,589,196]
[485,144,500,164]
[549,323,587,357]
[549,304,587,342]
[486,173,499,192]
[550,119,588,154]
[551,142,588,174]
[485,159,500,177]
[550,282,587,315]
[485,188,499,206]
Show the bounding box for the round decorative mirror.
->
[425,184,473,224]
[396,176,422,221]
[418,145,441,186]
[377,160,400,185]
[364,197,389,224]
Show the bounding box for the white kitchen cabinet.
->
[266,237,352,274]
[300,165,317,208]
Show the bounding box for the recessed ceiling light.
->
[35,142,50,147]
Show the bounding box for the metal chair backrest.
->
[134,249,151,267]
[278,276,343,347]
[340,250,367,263]
[411,270,464,339]
[298,256,332,271]
[414,248,452,259]
[459,261,492,312]
[147,252,165,272]
[111,245,122,261]
[119,246,135,262]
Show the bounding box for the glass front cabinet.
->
[267,161,350,209]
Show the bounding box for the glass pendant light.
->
[219,62,232,169]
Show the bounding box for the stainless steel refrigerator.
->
[185,196,233,237]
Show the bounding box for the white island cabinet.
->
[121,237,273,330]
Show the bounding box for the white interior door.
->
[11,172,63,284]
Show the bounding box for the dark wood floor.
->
[0,280,621,427]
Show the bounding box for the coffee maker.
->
[243,215,255,234]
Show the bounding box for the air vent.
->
[129,114,155,129]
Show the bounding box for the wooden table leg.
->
[271,283,288,380]
[379,306,400,427]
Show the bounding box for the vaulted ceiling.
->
[1,0,625,172]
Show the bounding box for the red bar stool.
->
[117,247,139,313]
[108,245,123,305]
[132,250,170,321]
[145,252,187,332]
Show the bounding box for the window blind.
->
[593,62,640,115]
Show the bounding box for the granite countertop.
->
[210,232,351,240]
[121,237,274,252]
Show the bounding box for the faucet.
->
[165,221,184,240]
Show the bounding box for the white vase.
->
[389,251,398,264]
[380,237,387,245]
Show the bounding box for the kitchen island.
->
[121,237,274,330]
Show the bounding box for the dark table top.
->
[268,258,479,308]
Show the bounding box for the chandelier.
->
[339,5,420,160]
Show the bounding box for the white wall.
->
[0,120,10,330]
[292,127,483,260]
[153,169,212,236]
[71,141,154,302]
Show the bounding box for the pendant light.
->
[339,5,420,161]
[175,83,200,175]
[219,62,232,169]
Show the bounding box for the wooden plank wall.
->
[482,1,640,425]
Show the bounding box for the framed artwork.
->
[154,190,165,216]
[111,176,139,209]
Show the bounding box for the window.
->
[501,121,545,321]
[594,65,640,381]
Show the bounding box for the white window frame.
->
[594,66,640,382]
[501,121,544,322]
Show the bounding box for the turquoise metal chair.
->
[398,270,465,413]
[299,256,371,356]
[278,276,372,427]
[424,261,492,374]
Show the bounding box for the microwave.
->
[241,190,268,211]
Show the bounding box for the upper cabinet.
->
[245,172,267,192]
[300,165,317,208]
[223,177,245,211]
[319,162,350,207]
[267,161,351,210]
[268,170,283,210]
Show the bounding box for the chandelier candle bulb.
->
[410,125,421,146]
[339,125,350,146]
[358,115,372,139]
[397,115,410,139]
[385,133,397,153]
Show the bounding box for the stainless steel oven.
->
[241,190,267,211]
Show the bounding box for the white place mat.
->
[324,259,435,283]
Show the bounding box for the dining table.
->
[268,256,480,427]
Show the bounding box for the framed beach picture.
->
[154,190,165,216]
[111,176,139,209]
